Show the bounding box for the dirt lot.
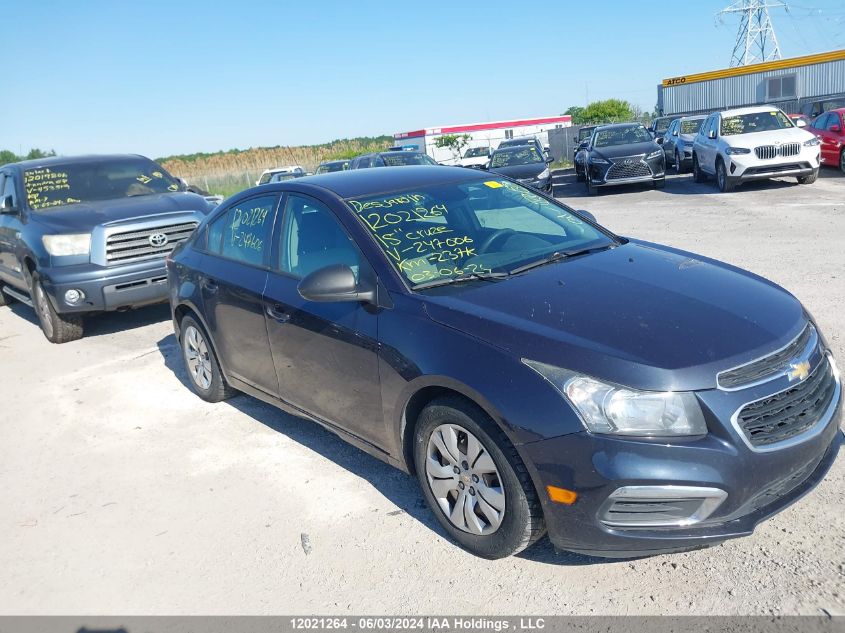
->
[0,168,843,616]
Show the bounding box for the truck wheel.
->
[31,275,84,344]
[797,170,818,184]
[716,160,735,192]
[692,155,707,183]
[413,396,545,559]
[180,315,237,402]
[0,284,13,307]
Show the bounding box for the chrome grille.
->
[735,358,836,448]
[718,324,815,389]
[754,143,801,160]
[106,221,197,264]
[606,157,651,180]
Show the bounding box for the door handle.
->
[266,304,291,324]
[201,277,218,292]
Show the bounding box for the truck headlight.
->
[803,137,820,147]
[523,360,707,436]
[42,234,91,256]
[536,167,550,180]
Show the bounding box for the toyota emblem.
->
[149,232,169,248]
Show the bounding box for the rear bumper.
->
[521,391,842,558]
[39,259,170,314]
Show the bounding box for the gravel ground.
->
[0,168,843,616]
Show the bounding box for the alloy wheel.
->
[425,423,505,535]
[184,324,213,390]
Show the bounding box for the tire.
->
[31,274,83,344]
[180,315,237,403]
[675,151,684,174]
[716,159,734,192]
[653,177,666,189]
[575,166,585,182]
[692,154,707,183]
[586,174,599,196]
[0,284,12,307]
[413,396,545,559]
[797,170,818,184]
[840,149,845,174]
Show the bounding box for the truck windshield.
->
[24,157,181,211]
[346,178,613,288]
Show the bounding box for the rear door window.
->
[206,194,278,267]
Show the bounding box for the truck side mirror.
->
[0,195,18,214]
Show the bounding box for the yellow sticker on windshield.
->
[484,181,503,188]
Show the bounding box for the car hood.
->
[459,156,490,167]
[594,141,659,160]
[422,241,805,391]
[489,162,547,179]
[31,192,211,232]
[679,133,698,143]
[723,126,815,146]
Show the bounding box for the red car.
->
[807,108,845,172]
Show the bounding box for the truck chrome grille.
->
[106,221,197,264]
[735,358,836,447]
[718,324,815,389]
[754,143,800,160]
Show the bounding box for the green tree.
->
[434,133,471,162]
[25,148,56,160]
[563,99,635,125]
[563,106,586,125]
[0,150,18,166]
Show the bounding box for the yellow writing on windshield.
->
[24,168,72,210]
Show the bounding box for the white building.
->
[393,115,572,164]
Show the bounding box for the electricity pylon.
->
[717,0,787,67]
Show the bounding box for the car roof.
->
[719,105,786,117]
[7,153,149,170]
[594,122,644,131]
[250,165,486,199]
[679,114,707,121]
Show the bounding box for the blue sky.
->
[4,0,844,158]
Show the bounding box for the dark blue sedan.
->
[166,166,842,559]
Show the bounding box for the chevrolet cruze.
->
[166,166,842,559]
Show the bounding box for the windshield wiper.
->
[413,271,509,290]
[509,244,616,275]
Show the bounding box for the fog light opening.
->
[64,289,85,305]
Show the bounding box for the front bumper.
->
[521,374,842,558]
[589,155,665,187]
[39,258,171,315]
[728,149,820,181]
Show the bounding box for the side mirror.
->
[795,119,808,128]
[831,124,842,134]
[708,130,717,140]
[0,195,18,214]
[577,141,589,150]
[479,163,489,171]
[574,209,597,223]
[672,130,679,136]
[297,264,376,304]
[545,157,554,164]
[656,137,664,145]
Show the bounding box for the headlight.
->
[725,147,751,155]
[683,141,694,148]
[590,157,609,165]
[536,167,550,180]
[523,360,707,436]
[803,137,820,147]
[646,150,663,160]
[42,234,91,256]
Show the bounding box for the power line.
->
[716,0,788,66]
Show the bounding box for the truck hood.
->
[31,192,211,232]
[422,241,806,391]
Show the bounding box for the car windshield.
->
[381,153,437,166]
[490,147,543,167]
[346,178,613,288]
[680,119,704,134]
[578,128,594,141]
[464,147,489,158]
[655,119,674,134]
[594,126,652,147]
[24,157,181,211]
[316,161,348,174]
[721,110,793,135]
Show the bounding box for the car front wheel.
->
[675,151,684,174]
[692,155,707,183]
[716,160,735,192]
[413,397,545,559]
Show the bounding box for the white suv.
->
[692,106,821,192]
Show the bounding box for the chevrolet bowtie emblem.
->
[787,361,811,382]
